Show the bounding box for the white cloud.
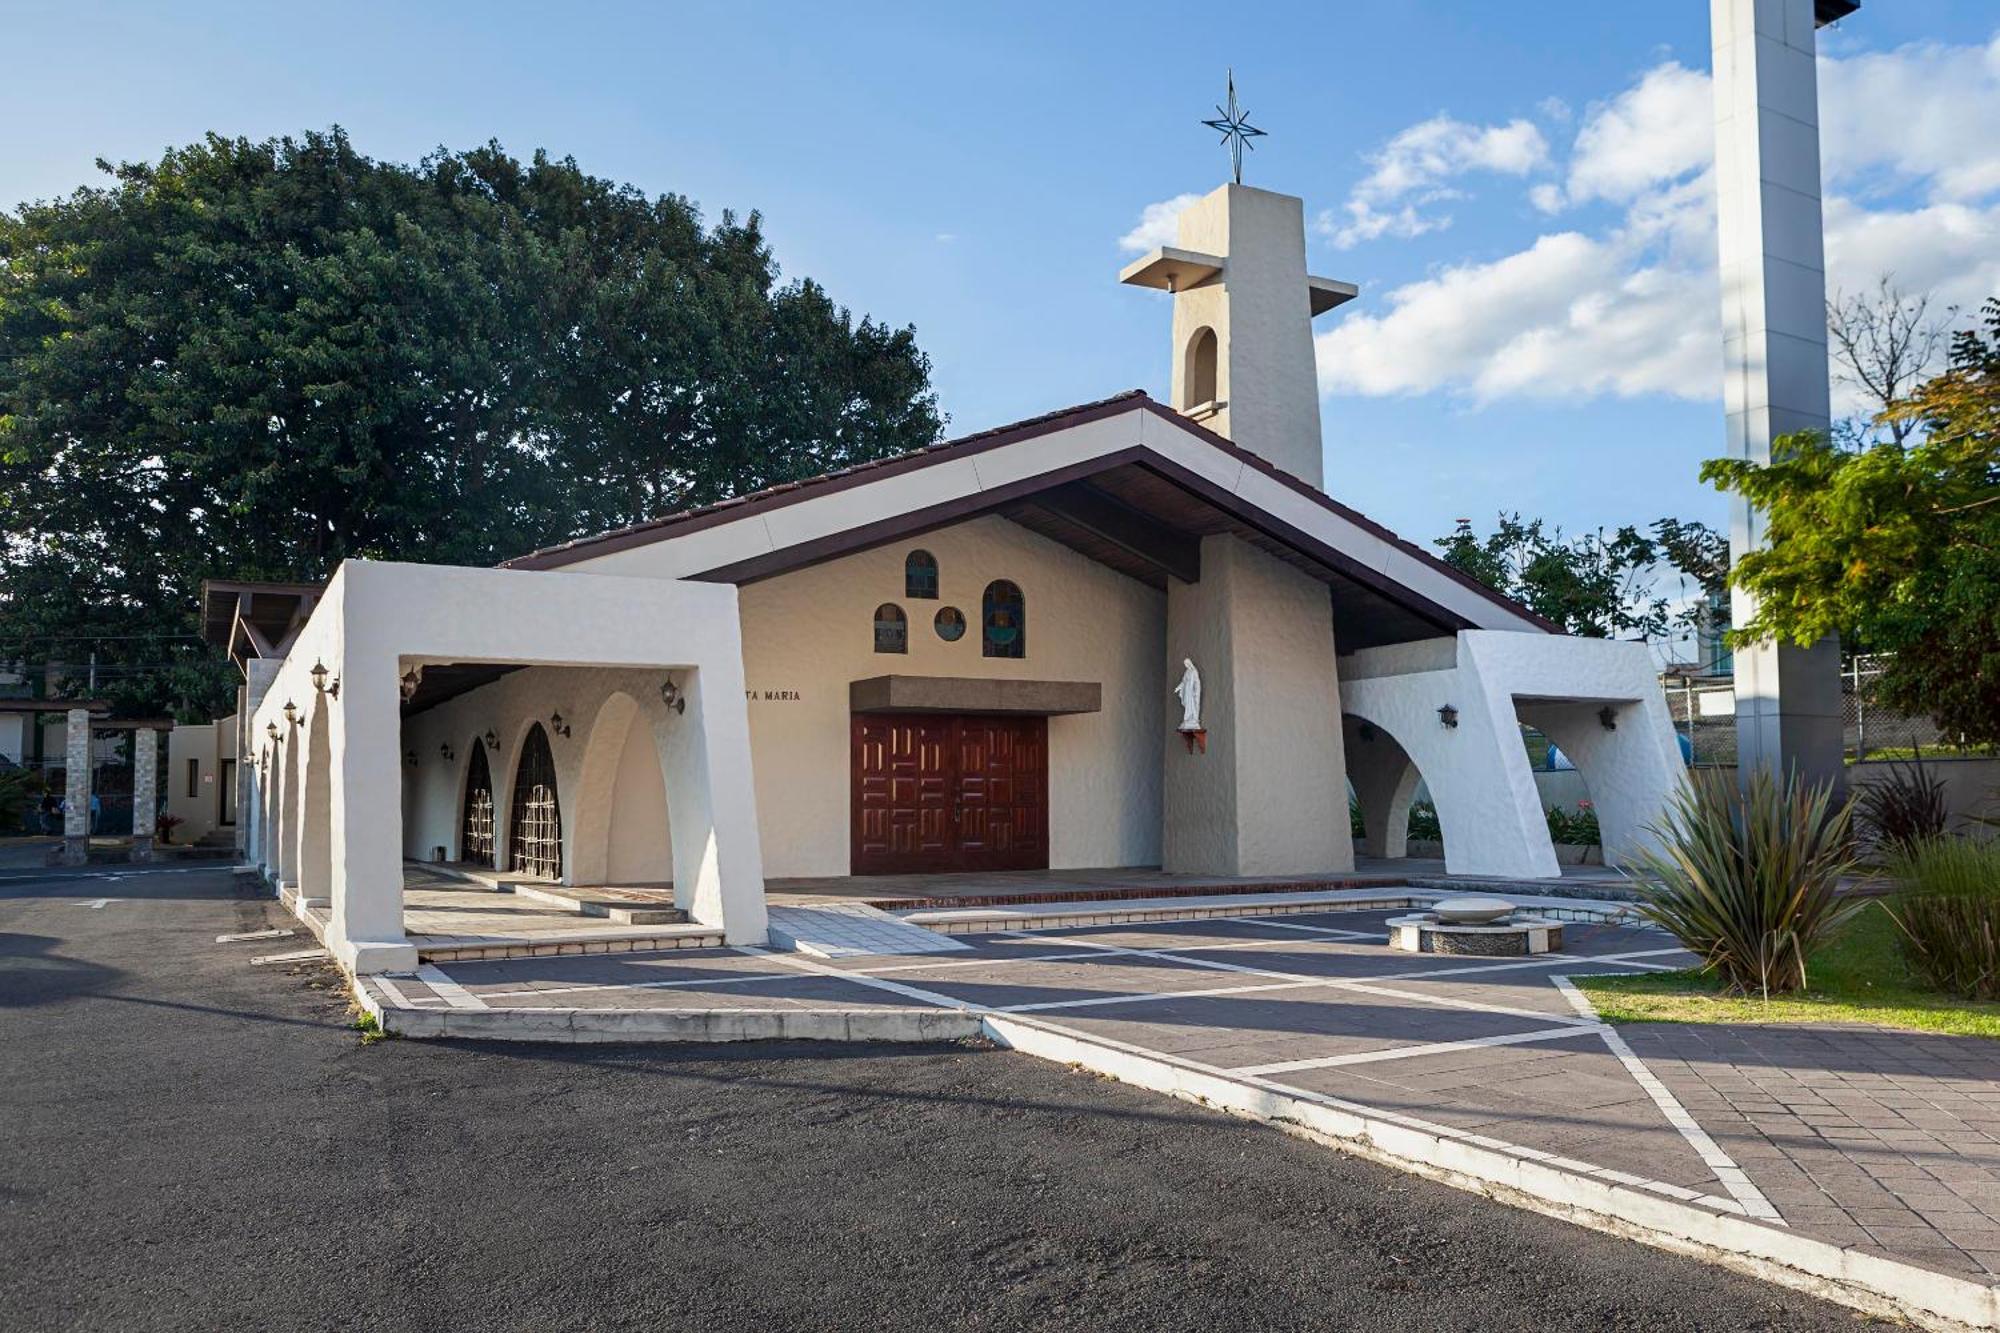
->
[1118,193,1203,253]
[1317,34,2000,409]
[1557,62,1711,208]
[1319,115,1550,249]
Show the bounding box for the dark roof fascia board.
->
[502,392,1152,572]
[501,388,1556,636]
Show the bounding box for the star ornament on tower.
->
[1202,69,1267,185]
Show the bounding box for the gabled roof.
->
[503,391,1559,645]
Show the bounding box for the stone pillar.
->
[1162,535,1351,877]
[59,708,91,866]
[1711,0,1845,792]
[129,727,158,862]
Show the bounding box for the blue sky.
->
[4,1,1997,549]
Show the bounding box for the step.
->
[507,881,687,925]
[414,923,723,963]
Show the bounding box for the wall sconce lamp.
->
[550,710,571,738]
[1437,704,1459,730]
[1357,722,1377,743]
[266,721,279,742]
[1598,706,1619,731]
[440,742,455,762]
[484,730,499,751]
[399,667,423,703]
[328,676,340,700]
[282,699,298,726]
[310,660,329,694]
[660,675,686,715]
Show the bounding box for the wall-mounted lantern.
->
[310,660,329,694]
[399,667,423,703]
[266,721,280,742]
[282,699,298,726]
[1598,706,1619,731]
[1357,722,1376,743]
[1437,704,1459,730]
[440,742,455,762]
[550,710,571,738]
[484,730,499,751]
[660,675,686,715]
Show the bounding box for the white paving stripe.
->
[1233,1022,1611,1076]
[1550,974,1783,1224]
[416,964,488,1011]
[1000,977,1325,1014]
[994,1011,1754,1218]
[1031,931,1608,1027]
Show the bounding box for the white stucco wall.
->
[248,560,767,972]
[165,722,221,842]
[399,666,677,886]
[735,514,1167,877]
[1164,534,1350,876]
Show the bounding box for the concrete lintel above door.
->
[849,676,1101,717]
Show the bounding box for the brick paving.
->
[386,905,2000,1292]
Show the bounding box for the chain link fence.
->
[1660,654,1995,767]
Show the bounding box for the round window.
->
[934,607,966,642]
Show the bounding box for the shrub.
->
[1406,801,1442,842]
[156,812,185,845]
[1547,802,1601,846]
[0,765,44,835]
[1882,837,2000,999]
[1349,796,1365,839]
[1628,769,1863,998]
[1856,756,1950,855]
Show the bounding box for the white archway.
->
[298,695,333,907]
[570,690,673,886]
[1342,714,1426,860]
[275,724,301,889]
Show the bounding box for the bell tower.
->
[1119,183,1355,491]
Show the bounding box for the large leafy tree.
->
[1435,513,1726,645]
[1703,298,2000,746]
[0,130,941,718]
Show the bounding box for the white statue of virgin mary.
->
[1172,658,1202,732]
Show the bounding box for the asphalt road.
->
[0,863,1877,1332]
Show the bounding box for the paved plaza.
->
[369,905,2000,1316]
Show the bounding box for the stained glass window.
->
[934,607,966,642]
[873,603,908,653]
[905,549,939,599]
[982,580,1025,659]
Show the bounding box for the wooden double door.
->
[851,713,1049,875]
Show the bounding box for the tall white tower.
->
[1118,183,1355,490]
[1711,0,1853,789]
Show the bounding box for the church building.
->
[212,181,1683,976]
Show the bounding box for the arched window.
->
[461,743,495,867]
[873,603,908,654]
[509,724,561,879]
[904,549,939,599]
[1184,327,1218,407]
[982,580,1025,659]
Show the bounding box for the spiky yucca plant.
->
[1628,769,1863,999]
[1881,837,2000,999]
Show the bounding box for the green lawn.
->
[1577,902,2000,1040]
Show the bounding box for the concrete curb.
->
[979,1013,1998,1332]
[356,986,982,1045]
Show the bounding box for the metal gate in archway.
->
[508,724,561,879]
[461,743,495,867]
